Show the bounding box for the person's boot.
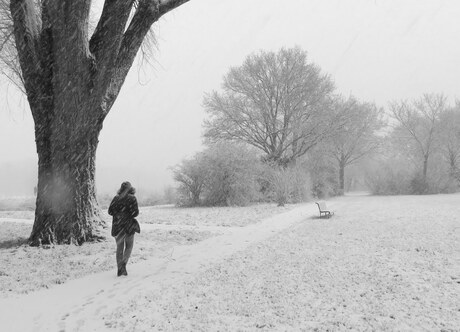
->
[121,263,128,276]
[117,265,123,277]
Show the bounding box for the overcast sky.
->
[1,0,460,196]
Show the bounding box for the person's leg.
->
[123,234,135,266]
[115,233,126,275]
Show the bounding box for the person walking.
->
[108,181,140,276]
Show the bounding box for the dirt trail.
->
[0,203,316,332]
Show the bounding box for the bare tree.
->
[327,96,383,194]
[438,102,460,181]
[1,0,191,245]
[390,94,447,182]
[203,47,338,166]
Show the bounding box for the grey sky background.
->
[1,0,459,197]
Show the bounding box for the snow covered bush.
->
[172,154,208,206]
[201,143,261,206]
[261,163,311,206]
[172,144,262,206]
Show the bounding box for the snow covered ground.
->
[109,194,459,331]
[0,203,296,227]
[137,203,296,227]
[0,194,459,331]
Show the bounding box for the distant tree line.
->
[172,47,460,206]
[366,94,460,195]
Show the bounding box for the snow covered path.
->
[0,203,314,332]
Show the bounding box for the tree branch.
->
[158,0,190,15]
[101,0,191,116]
[89,0,135,92]
[9,0,41,100]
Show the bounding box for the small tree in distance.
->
[390,94,446,192]
[326,96,384,194]
[438,103,460,184]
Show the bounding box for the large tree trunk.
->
[29,112,105,246]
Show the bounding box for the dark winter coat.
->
[108,194,139,237]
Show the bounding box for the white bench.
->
[315,201,334,219]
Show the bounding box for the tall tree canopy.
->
[0,0,191,245]
[203,47,339,166]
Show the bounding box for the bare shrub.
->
[201,144,261,206]
[172,144,262,207]
[172,155,207,207]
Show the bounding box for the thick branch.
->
[89,0,135,92]
[158,0,190,15]
[101,0,191,116]
[10,0,41,102]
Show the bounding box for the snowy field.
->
[0,194,459,331]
